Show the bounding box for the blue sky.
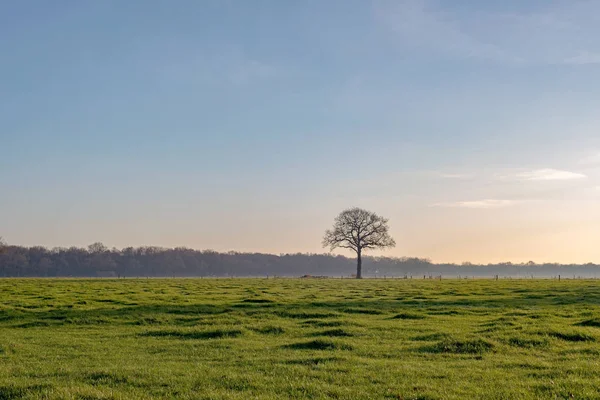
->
[2,0,600,263]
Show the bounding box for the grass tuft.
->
[425,338,494,354]
[548,331,595,342]
[278,311,339,319]
[85,372,129,385]
[285,339,353,351]
[0,385,49,400]
[15,321,53,328]
[576,319,600,328]
[242,298,274,304]
[508,337,549,348]
[342,308,383,315]
[0,386,24,400]
[284,357,339,365]
[140,329,243,340]
[301,320,344,327]
[392,312,426,320]
[314,328,354,337]
[412,333,450,342]
[252,326,286,335]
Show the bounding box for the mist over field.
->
[1,243,599,278]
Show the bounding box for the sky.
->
[2,0,600,264]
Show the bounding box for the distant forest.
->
[0,242,599,278]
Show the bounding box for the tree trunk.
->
[356,249,362,279]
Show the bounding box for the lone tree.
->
[322,207,395,279]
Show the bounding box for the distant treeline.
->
[0,242,599,278]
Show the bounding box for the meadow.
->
[1,278,600,399]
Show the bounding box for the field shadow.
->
[0,384,51,400]
[284,339,353,351]
[140,329,243,340]
[310,328,354,337]
[283,356,340,365]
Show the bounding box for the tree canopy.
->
[323,207,395,278]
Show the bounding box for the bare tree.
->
[88,242,108,253]
[322,207,395,279]
[0,237,6,254]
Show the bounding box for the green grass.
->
[2,278,600,399]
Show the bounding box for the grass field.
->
[2,278,600,399]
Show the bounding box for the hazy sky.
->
[2,0,600,263]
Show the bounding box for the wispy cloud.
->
[375,0,600,65]
[515,169,586,181]
[432,199,517,209]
